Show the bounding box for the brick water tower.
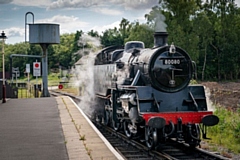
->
[29,23,60,97]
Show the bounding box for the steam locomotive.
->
[93,32,219,149]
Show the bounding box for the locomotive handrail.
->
[189,91,198,110]
[152,93,161,112]
[131,70,141,86]
[192,61,197,79]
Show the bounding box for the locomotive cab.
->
[124,41,145,52]
[111,49,124,62]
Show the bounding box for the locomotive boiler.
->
[93,32,219,149]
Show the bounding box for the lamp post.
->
[0,31,7,103]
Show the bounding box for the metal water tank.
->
[29,23,60,44]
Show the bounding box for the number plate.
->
[163,59,181,65]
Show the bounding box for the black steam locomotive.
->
[93,32,219,149]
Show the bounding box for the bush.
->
[208,107,240,153]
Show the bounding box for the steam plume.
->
[70,34,101,117]
[155,13,167,32]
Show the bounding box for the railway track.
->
[49,90,230,160]
[95,123,230,160]
[95,123,170,160]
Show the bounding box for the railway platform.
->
[0,97,123,160]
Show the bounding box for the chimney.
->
[154,32,168,48]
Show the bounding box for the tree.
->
[100,18,132,47]
[72,30,83,54]
[4,42,30,74]
[119,18,132,41]
[71,30,83,65]
[193,11,214,80]
[125,22,154,48]
[52,33,75,69]
[87,30,100,37]
[204,0,239,80]
[146,2,200,62]
[100,27,123,47]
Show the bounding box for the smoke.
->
[70,34,101,117]
[113,65,129,85]
[155,13,167,32]
[114,53,132,85]
[78,34,101,48]
[204,87,216,111]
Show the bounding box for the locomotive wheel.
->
[123,121,132,138]
[102,110,110,126]
[145,126,158,149]
[112,120,120,131]
[191,124,201,147]
[187,124,201,148]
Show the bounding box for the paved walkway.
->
[0,98,68,160]
[57,96,122,160]
[0,97,123,160]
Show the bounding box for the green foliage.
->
[125,22,154,48]
[4,42,30,73]
[209,107,240,153]
[149,0,240,80]
[100,27,123,47]
[190,79,198,84]
[87,30,100,37]
[3,0,240,81]
[100,18,132,47]
[52,33,75,69]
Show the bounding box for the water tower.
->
[29,23,60,97]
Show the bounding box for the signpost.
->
[26,64,30,73]
[12,67,20,87]
[26,64,30,98]
[33,62,41,77]
[33,61,41,97]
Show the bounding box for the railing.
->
[11,82,41,98]
[10,81,72,98]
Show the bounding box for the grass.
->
[208,107,240,154]
[48,72,62,86]
[13,73,67,98]
[15,72,61,86]
[56,87,79,95]
[80,135,86,141]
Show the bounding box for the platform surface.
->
[0,98,68,160]
[0,97,122,160]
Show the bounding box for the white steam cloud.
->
[70,34,101,117]
[204,87,216,111]
[155,13,167,32]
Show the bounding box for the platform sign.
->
[26,64,30,73]
[12,67,20,77]
[33,62,41,76]
[58,84,63,89]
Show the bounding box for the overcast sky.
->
[0,0,160,44]
[1,0,240,44]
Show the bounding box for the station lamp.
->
[0,31,7,103]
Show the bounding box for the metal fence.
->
[0,81,18,100]
[0,80,70,99]
[9,82,41,99]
